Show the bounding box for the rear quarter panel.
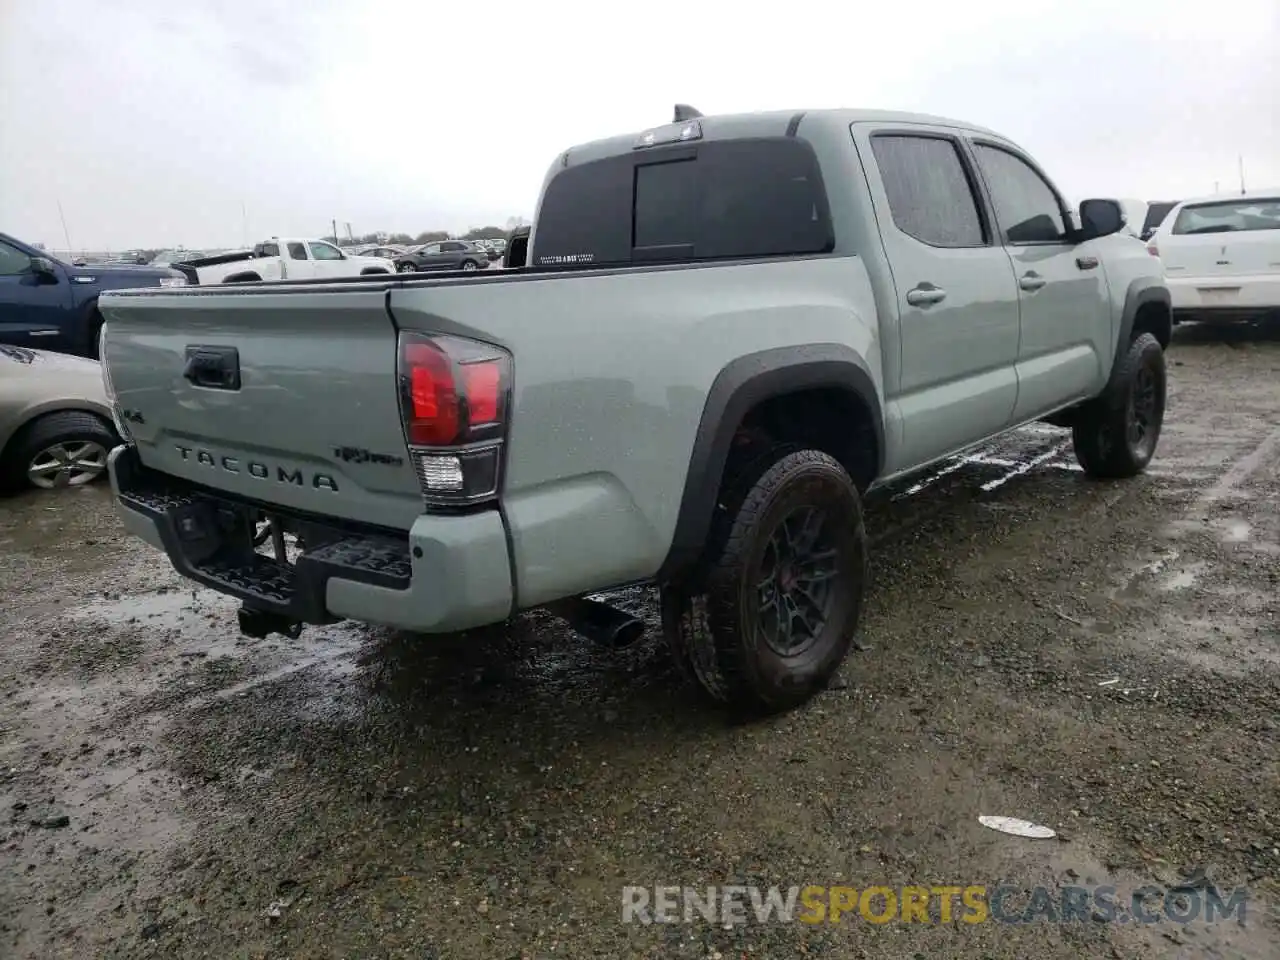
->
[389,257,881,605]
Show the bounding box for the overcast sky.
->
[1,0,1276,251]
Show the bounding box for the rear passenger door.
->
[856,126,1021,471]
[969,141,1112,420]
[439,241,468,268]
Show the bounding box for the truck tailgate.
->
[98,286,424,530]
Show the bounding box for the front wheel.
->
[460,260,479,271]
[662,448,868,714]
[1072,332,1167,478]
[396,261,417,273]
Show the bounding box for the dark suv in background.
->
[394,240,490,273]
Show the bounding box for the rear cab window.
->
[1171,199,1280,235]
[532,136,834,267]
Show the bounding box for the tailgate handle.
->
[183,346,241,390]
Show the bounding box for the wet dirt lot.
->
[2,322,1279,960]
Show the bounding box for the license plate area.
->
[1198,287,1241,305]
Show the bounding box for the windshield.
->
[1171,198,1280,235]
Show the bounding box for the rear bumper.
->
[1168,274,1280,318]
[108,445,513,633]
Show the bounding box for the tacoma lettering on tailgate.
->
[175,445,339,491]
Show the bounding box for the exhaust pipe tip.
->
[603,616,646,650]
[549,596,646,650]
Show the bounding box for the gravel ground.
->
[2,321,1278,959]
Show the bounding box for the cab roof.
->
[560,107,1007,165]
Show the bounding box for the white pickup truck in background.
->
[170,238,396,285]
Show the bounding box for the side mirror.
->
[30,256,58,279]
[1078,199,1124,241]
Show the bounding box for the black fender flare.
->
[656,344,884,583]
[223,272,263,284]
[1114,279,1171,366]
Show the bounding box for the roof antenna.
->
[673,104,703,122]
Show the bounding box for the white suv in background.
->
[1148,190,1280,323]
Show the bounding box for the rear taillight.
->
[1146,240,1159,257]
[397,332,511,507]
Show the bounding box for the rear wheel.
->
[0,411,117,493]
[661,447,867,714]
[461,259,480,271]
[1072,332,1167,478]
[397,261,417,273]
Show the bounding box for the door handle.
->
[905,284,947,307]
[1019,272,1047,292]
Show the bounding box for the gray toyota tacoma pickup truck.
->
[97,106,1171,714]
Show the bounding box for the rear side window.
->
[287,242,308,260]
[533,137,833,267]
[1171,199,1280,235]
[871,135,985,247]
[258,242,280,258]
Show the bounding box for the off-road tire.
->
[1072,332,1167,479]
[661,447,868,714]
[0,411,118,493]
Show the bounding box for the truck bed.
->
[97,253,874,606]
[121,253,826,296]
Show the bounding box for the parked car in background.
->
[149,248,221,267]
[464,240,501,262]
[1147,190,1280,323]
[393,240,490,272]
[0,232,187,359]
[0,345,118,493]
[170,238,396,285]
[501,225,530,268]
[1114,199,1150,240]
[360,245,409,260]
[107,252,151,265]
[1140,201,1179,241]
